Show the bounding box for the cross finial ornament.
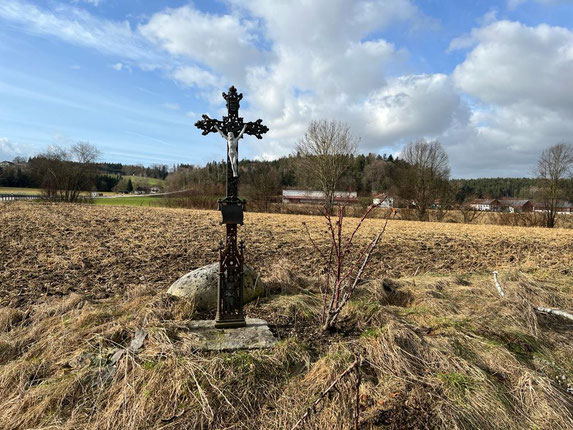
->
[195,86,268,328]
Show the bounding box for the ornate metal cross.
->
[195,86,268,328]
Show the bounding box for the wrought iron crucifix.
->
[195,86,268,328]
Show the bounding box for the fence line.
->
[0,194,41,201]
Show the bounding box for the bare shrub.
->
[304,202,394,331]
[38,142,100,202]
[495,212,545,227]
[459,204,481,224]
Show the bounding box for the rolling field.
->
[1,202,572,429]
[1,202,572,307]
[123,175,167,187]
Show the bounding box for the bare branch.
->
[492,271,573,322]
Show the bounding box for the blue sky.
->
[1,0,572,177]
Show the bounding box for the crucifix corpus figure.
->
[215,124,246,178]
[194,86,268,328]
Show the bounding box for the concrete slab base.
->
[183,318,276,351]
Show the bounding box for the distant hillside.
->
[123,175,166,187]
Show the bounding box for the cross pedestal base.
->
[214,318,246,329]
[186,318,276,351]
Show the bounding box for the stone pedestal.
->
[183,318,276,351]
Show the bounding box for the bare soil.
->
[2,202,572,308]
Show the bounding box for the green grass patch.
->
[123,175,166,187]
[346,298,382,320]
[0,187,42,195]
[93,196,164,207]
[360,327,384,338]
[0,187,117,196]
[438,372,475,392]
[396,305,431,316]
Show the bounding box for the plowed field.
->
[2,202,572,307]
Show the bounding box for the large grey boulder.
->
[167,263,265,310]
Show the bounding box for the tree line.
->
[2,122,572,227]
[0,153,168,192]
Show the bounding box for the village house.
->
[469,199,501,211]
[499,199,533,213]
[534,201,573,214]
[372,193,394,208]
[282,190,357,204]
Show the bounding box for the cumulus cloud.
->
[138,1,573,176]
[3,0,572,176]
[445,20,573,176]
[166,0,429,158]
[139,6,264,84]
[361,74,466,147]
[452,21,573,113]
[0,137,25,160]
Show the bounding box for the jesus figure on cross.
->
[215,124,247,178]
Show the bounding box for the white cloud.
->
[0,0,161,65]
[452,21,573,113]
[442,102,573,177]
[172,66,221,88]
[443,20,573,176]
[111,62,132,72]
[360,74,466,147]
[0,137,28,160]
[4,0,572,176]
[203,0,427,159]
[139,6,264,84]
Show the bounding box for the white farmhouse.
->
[282,190,357,204]
[469,199,501,211]
[372,194,394,208]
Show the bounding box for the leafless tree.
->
[536,142,573,228]
[398,139,450,221]
[434,182,455,222]
[244,163,281,212]
[459,202,481,224]
[296,120,358,214]
[40,142,101,202]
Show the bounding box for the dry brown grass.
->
[1,202,572,429]
[0,271,571,429]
